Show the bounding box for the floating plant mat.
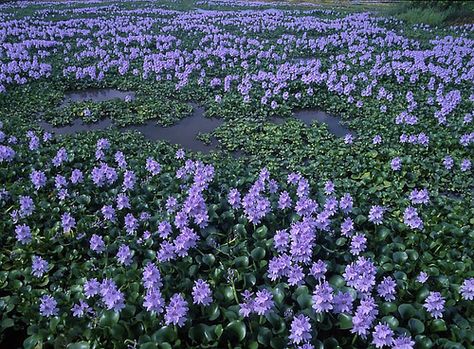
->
[38,103,224,153]
[271,109,352,137]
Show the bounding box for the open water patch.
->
[60,88,135,107]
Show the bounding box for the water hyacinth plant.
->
[0,0,473,348]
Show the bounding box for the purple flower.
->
[19,196,35,217]
[84,278,100,298]
[368,205,385,225]
[278,191,292,210]
[39,295,58,317]
[32,256,48,277]
[409,188,429,205]
[165,293,188,327]
[71,300,91,318]
[324,180,335,195]
[392,335,415,349]
[344,257,377,293]
[333,291,353,314]
[192,279,212,306]
[101,205,116,221]
[289,314,312,344]
[176,149,185,159]
[115,151,127,169]
[350,233,367,255]
[253,289,274,315]
[15,224,32,244]
[145,157,161,175]
[288,265,305,286]
[417,272,429,284]
[391,157,401,171]
[461,159,471,172]
[0,145,15,162]
[341,217,354,237]
[344,134,354,144]
[142,262,162,290]
[273,229,289,253]
[143,288,165,313]
[100,279,125,312]
[116,193,130,210]
[339,193,353,213]
[443,156,454,170]
[61,212,76,233]
[423,291,445,319]
[372,135,382,144]
[166,196,178,213]
[377,276,396,301]
[30,170,47,190]
[70,169,84,184]
[158,221,172,238]
[122,170,136,191]
[403,206,423,230]
[90,234,105,253]
[228,188,241,209]
[372,322,394,348]
[312,281,333,313]
[460,278,474,300]
[116,244,133,266]
[124,213,138,234]
[310,260,327,280]
[352,296,378,337]
[52,147,68,167]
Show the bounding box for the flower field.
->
[0,0,473,348]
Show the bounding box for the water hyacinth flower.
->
[71,300,92,318]
[70,169,84,184]
[39,295,58,317]
[116,244,133,266]
[377,276,396,301]
[312,281,333,313]
[310,260,327,280]
[0,145,15,162]
[289,314,312,344]
[460,278,474,300]
[423,291,445,319]
[443,156,454,170]
[372,322,394,348]
[350,233,367,255]
[175,149,185,159]
[332,291,353,314]
[461,159,471,172]
[90,234,105,253]
[61,212,76,233]
[31,256,48,277]
[368,205,385,225]
[403,206,423,230]
[273,229,289,253]
[351,295,378,337]
[417,271,429,284]
[391,157,401,171]
[30,170,47,190]
[100,279,125,312]
[164,293,188,327]
[344,256,377,293]
[101,205,116,221]
[19,196,35,217]
[227,188,241,209]
[15,224,32,244]
[192,279,212,306]
[392,335,415,349]
[409,188,429,205]
[145,157,161,176]
[84,278,101,298]
[143,288,165,313]
[142,262,162,290]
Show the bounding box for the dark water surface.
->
[38,103,223,153]
[60,88,135,107]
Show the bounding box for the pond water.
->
[60,88,135,107]
[272,109,352,137]
[38,103,223,153]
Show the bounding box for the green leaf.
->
[99,310,119,327]
[224,320,246,342]
[257,327,271,346]
[408,318,425,334]
[430,319,447,332]
[393,251,408,264]
[1,318,14,329]
[398,304,416,320]
[67,342,90,349]
[139,343,158,349]
[251,247,266,261]
[338,314,353,330]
